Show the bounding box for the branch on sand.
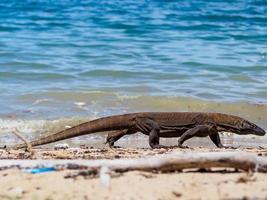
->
[105,151,267,173]
[1,152,267,173]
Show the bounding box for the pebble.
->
[8,187,25,197]
[54,143,70,150]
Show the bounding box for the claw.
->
[104,138,114,147]
[177,144,190,149]
[151,144,166,149]
[110,145,122,149]
[222,145,238,149]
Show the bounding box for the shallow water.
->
[0,0,266,144]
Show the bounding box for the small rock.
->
[69,147,81,152]
[172,191,182,197]
[54,143,69,150]
[8,187,26,197]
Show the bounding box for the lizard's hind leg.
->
[106,129,137,147]
[178,125,210,148]
[135,117,163,149]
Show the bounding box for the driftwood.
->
[12,128,32,152]
[0,152,267,172]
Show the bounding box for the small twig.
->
[12,128,32,152]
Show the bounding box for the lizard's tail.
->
[7,114,134,150]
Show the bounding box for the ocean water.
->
[0,0,266,146]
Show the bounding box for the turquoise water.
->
[0,0,266,141]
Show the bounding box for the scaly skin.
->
[5,112,266,149]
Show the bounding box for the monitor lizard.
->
[5,112,265,149]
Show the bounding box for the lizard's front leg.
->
[209,132,223,148]
[208,125,237,149]
[210,132,237,149]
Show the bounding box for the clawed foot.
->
[177,144,190,149]
[105,137,115,148]
[110,145,122,149]
[220,145,239,149]
[105,137,123,149]
[151,144,166,149]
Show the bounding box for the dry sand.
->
[0,146,267,200]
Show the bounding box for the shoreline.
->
[0,147,267,199]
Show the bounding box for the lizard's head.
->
[236,120,266,136]
[216,114,266,136]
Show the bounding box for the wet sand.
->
[0,146,267,200]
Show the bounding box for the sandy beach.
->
[0,146,267,200]
[0,1,266,199]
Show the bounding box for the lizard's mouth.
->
[251,126,266,136]
[236,126,266,136]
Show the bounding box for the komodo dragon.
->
[4,112,266,149]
